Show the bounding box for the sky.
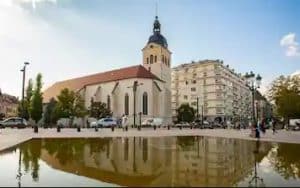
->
[0,0,299,97]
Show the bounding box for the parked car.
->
[97,118,117,128]
[203,121,213,129]
[142,118,163,127]
[174,121,190,127]
[0,117,27,129]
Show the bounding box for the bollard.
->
[190,125,193,129]
[34,126,38,133]
[77,127,81,132]
[138,126,141,131]
[95,126,98,132]
[168,125,170,130]
[125,126,128,131]
[179,126,182,130]
[57,126,61,132]
[154,125,156,130]
[111,126,114,132]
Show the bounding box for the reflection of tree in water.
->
[43,139,87,166]
[269,143,300,179]
[19,139,42,181]
[176,136,196,150]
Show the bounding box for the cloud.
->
[280,33,300,57]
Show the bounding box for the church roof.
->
[43,65,162,103]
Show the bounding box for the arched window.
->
[146,57,149,64]
[150,55,153,64]
[107,95,111,110]
[142,92,148,115]
[154,55,157,62]
[161,55,164,63]
[125,93,129,115]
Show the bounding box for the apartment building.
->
[171,60,252,123]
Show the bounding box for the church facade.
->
[43,16,172,125]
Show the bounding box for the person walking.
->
[272,119,277,134]
[255,124,260,139]
[121,114,128,131]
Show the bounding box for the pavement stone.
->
[1,127,300,151]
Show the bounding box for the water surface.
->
[1,136,300,187]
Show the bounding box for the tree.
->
[30,74,43,124]
[54,88,87,120]
[89,98,112,119]
[268,75,300,123]
[43,98,57,127]
[176,103,195,122]
[17,79,33,120]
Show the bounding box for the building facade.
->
[171,60,252,123]
[43,16,172,125]
[0,91,18,119]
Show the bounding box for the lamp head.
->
[24,62,30,65]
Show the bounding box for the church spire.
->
[153,2,161,34]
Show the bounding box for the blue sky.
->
[0,0,299,97]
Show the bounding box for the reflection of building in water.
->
[39,137,271,187]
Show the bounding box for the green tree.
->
[30,74,43,124]
[89,99,112,119]
[176,103,195,122]
[17,79,33,120]
[54,88,87,120]
[43,98,57,127]
[268,75,300,123]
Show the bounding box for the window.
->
[184,95,188,100]
[154,55,157,62]
[107,95,111,110]
[185,81,188,85]
[191,101,197,106]
[203,72,207,77]
[191,87,196,92]
[150,55,153,64]
[125,93,129,115]
[142,92,148,115]
[192,80,196,84]
[193,73,197,78]
[146,57,149,64]
[161,55,164,63]
[203,79,206,85]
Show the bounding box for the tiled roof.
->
[43,65,161,103]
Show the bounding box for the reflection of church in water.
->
[38,137,271,187]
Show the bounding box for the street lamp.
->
[245,71,262,129]
[20,62,30,121]
[127,81,143,128]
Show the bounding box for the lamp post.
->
[248,140,264,187]
[20,62,30,121]
[245,71,262,129]
[127,81,143,128]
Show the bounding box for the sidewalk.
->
[1,128,300,151]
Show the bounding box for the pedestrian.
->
[272,119,277,134]
[121,114,128,131]
[260,120,266,134]
[255,124,260,139]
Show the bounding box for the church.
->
[43,16,172,125]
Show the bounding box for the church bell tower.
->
[142,16,172,85]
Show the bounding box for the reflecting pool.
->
[1,136,300,187]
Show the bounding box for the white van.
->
[142,118,163,127]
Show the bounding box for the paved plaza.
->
[1,127,300,151]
